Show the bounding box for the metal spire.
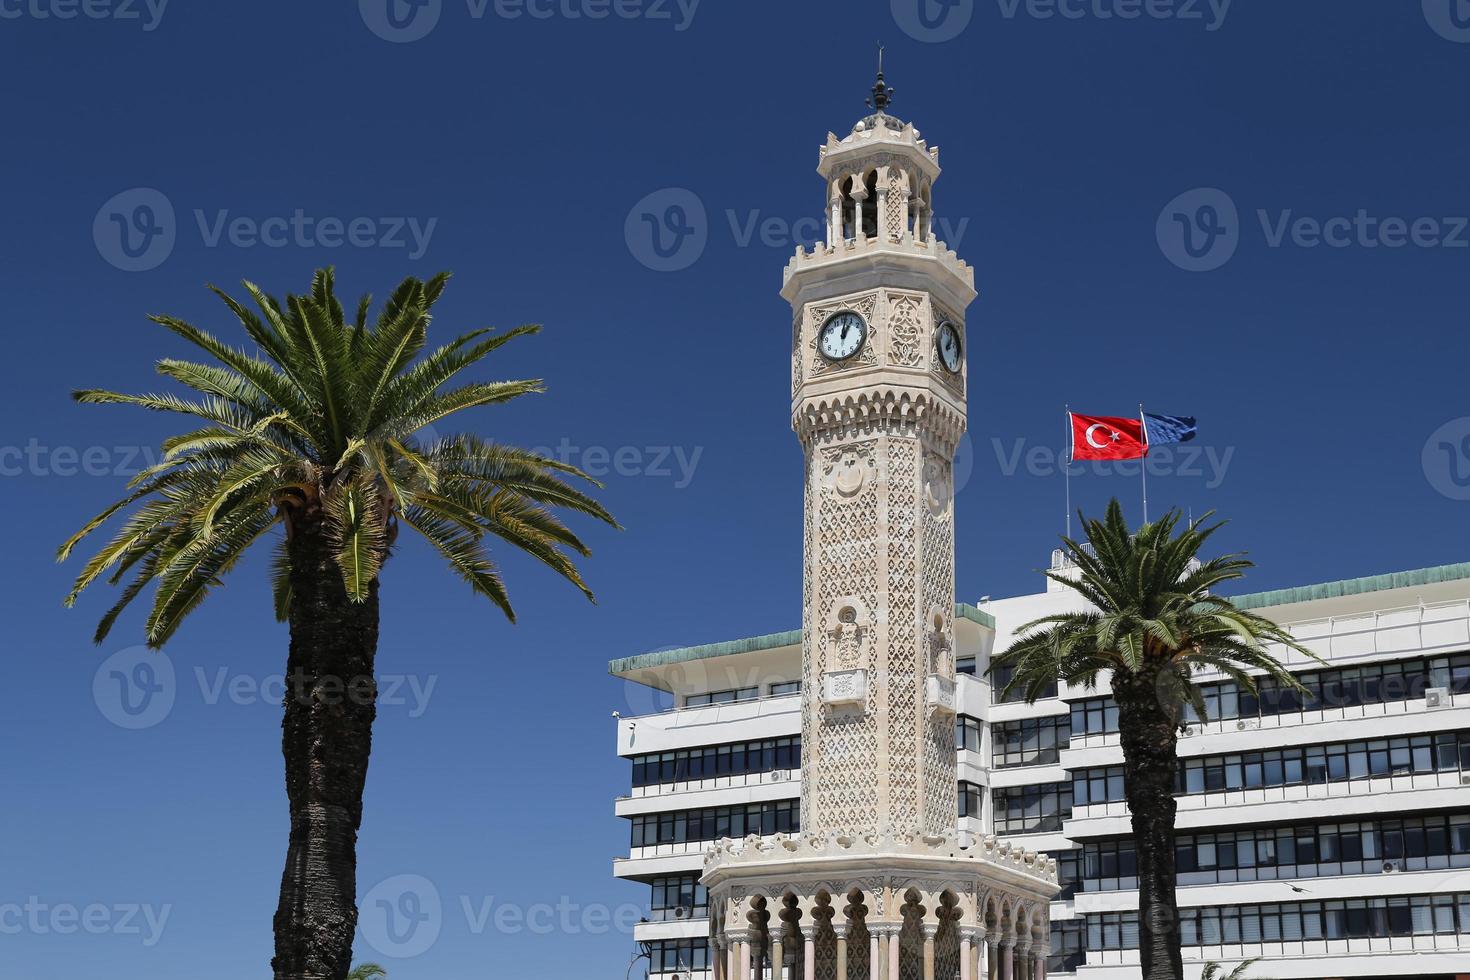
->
[866,43,894,113]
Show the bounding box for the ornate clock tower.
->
[704,70,1057,980]
[783,68,971,843]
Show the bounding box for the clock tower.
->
[782,69,972,840]
[703,70,1056,980]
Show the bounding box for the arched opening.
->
[918,182,934,242]
[839,177,856,242]
[860,171,879,240]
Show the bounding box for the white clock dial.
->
[936,320,963,374]
[818,311,866,362]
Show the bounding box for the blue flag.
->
[1143,412,1197,446]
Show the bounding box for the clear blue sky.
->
[2,1,1468,977]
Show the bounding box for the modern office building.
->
[609,74,1470,980]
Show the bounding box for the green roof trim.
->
[1228,562,1470,611]
[610,602,997,676]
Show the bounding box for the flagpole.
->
[1064,405,1072,540]
[1139,402,1149,524]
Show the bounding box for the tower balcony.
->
[780,233,976,314]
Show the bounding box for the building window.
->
[769,681,801,696]
[989,663,1056,704]
[1054,849,1082,901]
[991,783,1072,834]
[1172,730,1470,796]
[647,939,710,974]
[1072,765,1127,806]
[1048,919,1086,973]
[1070,697,1119,737]
[957,656,977,676]
[649,875,708,921]
[992,715,1070,768]
[684,687,760,707]
[630,800,799,848]
[631,737,800,788]
[959,781,985,818]
[955,715,983,753]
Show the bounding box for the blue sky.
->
[1,1,1468,977]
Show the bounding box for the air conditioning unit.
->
[673,906,693,919]
[1382,861,1400,874]
[770,769,791,782]
[1460,774,1470,786]
[1426,687,1450,709]
[1235,719,1259,731]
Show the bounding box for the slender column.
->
[958,929,976,980]
[1032,947,1047,980]
[888,926,900,980]
[713,936,726,980]
[771,936,784,980]
[851,186,869,242]
[984,938,996,980]
[875,168,890,241]
[973,936,985,980]
[921,923,938,980]
[876,929,889,980]
[834,924,849,980]
[739,935,752,980]
[803,928,817,980]
[870,931,881,980]
[828,185,842,247]
[1012,943,1029,980]
[998,940,1013,980]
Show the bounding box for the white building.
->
[610,74,1470,980]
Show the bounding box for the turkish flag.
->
[1071,413,1147,461]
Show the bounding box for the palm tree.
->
[347,965,387,980]
[1202,958,1272,980]
[59,269,617,980]
[988,500,1311,980]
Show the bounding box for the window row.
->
[991,783,1072,835]
[648,939,712,973]
[1089,892,1470,950]
[1069,652,1470,735]
[1176,730,1470,796]
[649,875,708,920]
[631,737,800,787]
[630,800,799,847]
[956,715,983,754]
[989,663,1057,704]
[1078,811,1470,891]
[991,714,1071,768]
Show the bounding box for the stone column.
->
[958,931,973,980]
[997,940,1012,980]
[803,927,817,980]
[921,923,938,980]
[876,929,889,980]
[734,933,752,980]
[713,936,726,980]
[771,935,784,980]
[851,185,869,242]
[888,926,901,980]
[984,937,996,980]
[1012,943,1029,980]
[834,923,849,980]
[1031,947,1047,980]
[875,167,890,241]
[869,930,881,980]
[829,184,843,247]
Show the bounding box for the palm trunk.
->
[272,514,379,980]
[1113,672,1184,980]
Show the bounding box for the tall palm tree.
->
[988,500,1310,980]
[59,269,618,980]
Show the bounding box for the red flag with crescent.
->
[1070,413,1147,461]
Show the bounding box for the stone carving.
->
[886,291,924,367]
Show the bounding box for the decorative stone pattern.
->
[885,291,924,367]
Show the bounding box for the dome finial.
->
[866,43,894,113]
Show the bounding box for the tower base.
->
[703,830,1058,980]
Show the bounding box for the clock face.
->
[936,320,963,374]
[818,311,866,362]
